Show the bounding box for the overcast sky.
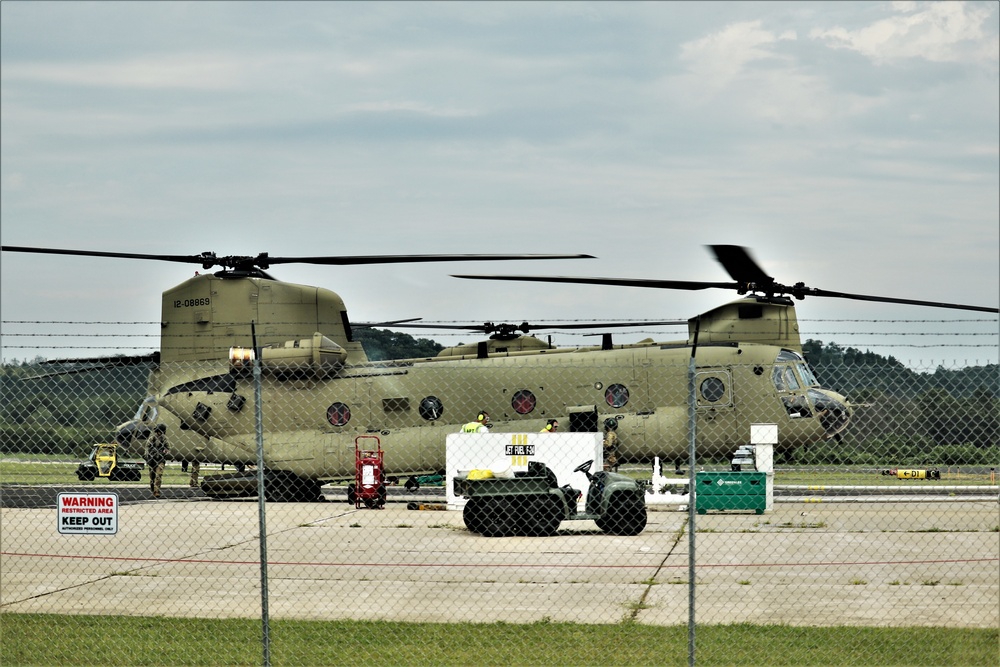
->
[2,1,997,367]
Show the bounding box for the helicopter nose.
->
[808,388,851,439]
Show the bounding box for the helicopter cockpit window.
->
[783,367,800,391]
[797,363,819,387]
[418,396,444,421]
[775,349,818,388]
[605,384,630,408]
[776,349,804,363]
[512,390,537,415]
[772,367,786,391]
[326,402,352,427]
[772,366,800,392]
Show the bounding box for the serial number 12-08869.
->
[173,298,211,308]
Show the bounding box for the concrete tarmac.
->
[1,488,997,628]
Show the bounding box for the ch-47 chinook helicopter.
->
[3,244,996,502]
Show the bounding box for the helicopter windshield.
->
[772,349,820,391]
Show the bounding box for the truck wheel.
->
[77,468,95,482]
[361,485,386,509]
[526,495,562,537]
[347,484,357,506]
[596,495,647,536]
[463,498,485,533]
[478,497,516,537]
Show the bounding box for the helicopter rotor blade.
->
[452,274,738,292]
[709,245,773,284]
[356,319,686,334]
[22,353,161,380]
[353,318,426,329]
[800,287,999,314]
[263,253,595,267]
[454,243,999,315]
[1,245,215,265]
[528,320,687,330]
[1,246,594,271]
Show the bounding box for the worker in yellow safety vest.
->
[461,411,491,433]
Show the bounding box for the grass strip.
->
[1,614,996,666]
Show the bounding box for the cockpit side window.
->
[783,367,800,391]
[773,365,801,392]
[797,362,819,387]
[772,367,786,391]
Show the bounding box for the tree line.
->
[800,339,997,466]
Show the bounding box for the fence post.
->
[252,323,271,667]
[687,318,700,667]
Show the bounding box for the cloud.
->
[670,20,856,127]
[678,20,797,94]
[3,54,246,91]
[810,1,999,66]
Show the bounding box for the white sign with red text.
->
[57,493,119,535]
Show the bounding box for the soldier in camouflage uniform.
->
[145,424,169,499]
[603,418,620,472]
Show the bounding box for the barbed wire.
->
[3,343,998,351]
[3,319,997,363]
[4,317,998,326]
[3,331,998,341]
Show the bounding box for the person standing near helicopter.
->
[145,424,169,499]
[460,411,491,433]
[540,419,559,433]
[603,418,620,471]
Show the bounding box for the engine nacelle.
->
[230,332,347,378]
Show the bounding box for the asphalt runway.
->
[1,483,997,628]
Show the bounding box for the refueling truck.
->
[454,459,648,537]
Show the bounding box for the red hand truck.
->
[353,435,386,509]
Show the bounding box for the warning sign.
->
[57,493,119,535]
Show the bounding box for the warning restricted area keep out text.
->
[57,493,119,535]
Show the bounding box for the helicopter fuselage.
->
[152,337,849,481]
[120,272,851,495]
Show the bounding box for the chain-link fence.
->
[1,346,997,665]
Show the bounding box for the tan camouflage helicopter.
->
[3,244,996,501]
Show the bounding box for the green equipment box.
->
[695,471,766,514]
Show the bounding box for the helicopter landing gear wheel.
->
[265,471,324,502]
